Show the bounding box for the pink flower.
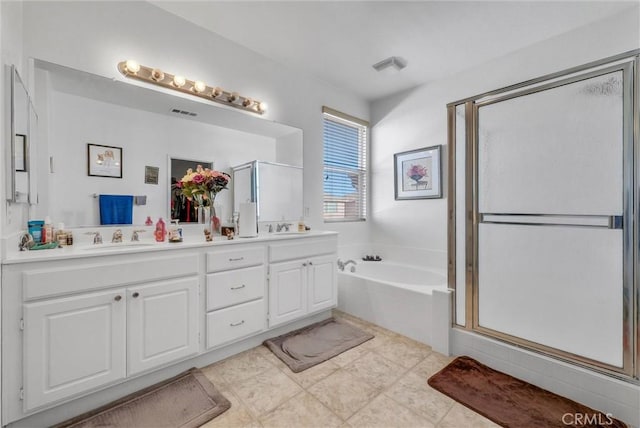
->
[407,164,427,179]
[192,174,205,184]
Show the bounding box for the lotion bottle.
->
[154,217,167,242]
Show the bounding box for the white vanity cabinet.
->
[268,236,338,328]
[205,245,267,349]
[12,252,200,412]
[23,289,127,411]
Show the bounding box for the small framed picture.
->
[88,143,122,178]
[145,166,159,184]
[394,145,442,200]
[14,134,26,172]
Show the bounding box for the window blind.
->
[322,107,368,221]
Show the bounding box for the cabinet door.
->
[127,277,199,375]
[23,289,126,411]
[268,260,307,327]
[307,254,337,313]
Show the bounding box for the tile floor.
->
[200,310,499,428]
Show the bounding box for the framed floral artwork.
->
[394,145,442,200]
[88,143,122,178]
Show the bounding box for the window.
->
[322,106,368,221]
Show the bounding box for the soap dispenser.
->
[154,218,167,242]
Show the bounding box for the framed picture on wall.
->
[145,166,159,184]
[394,145,442,200]
[88,143,122,178]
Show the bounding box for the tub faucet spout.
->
[337,259,357,271]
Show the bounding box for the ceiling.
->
[152,1,637,101]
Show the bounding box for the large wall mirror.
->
[6,65,35,204]
[32,60,303,227]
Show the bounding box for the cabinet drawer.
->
[206,265,265,311]
[269,237,338,262]
[206,300,265,349]
[206,246,265,272]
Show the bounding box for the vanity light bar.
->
[117,60,267,115]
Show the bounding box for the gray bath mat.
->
[264,317,374,372]
[54,368,231,428]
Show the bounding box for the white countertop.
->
[2,229,337,264]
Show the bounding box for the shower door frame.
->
[447,50,640,380]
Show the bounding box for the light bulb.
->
[193,81,206,93]
[211,87,222,98]
[173,75,186,88]
[242,98,254,108]
[151,69,164,81]
[125,60,140,74]
[257,101,268,112]
[227,92,238,102]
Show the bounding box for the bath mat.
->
[428,356,627,428]
[54,368,231,428]
[264,317,374,372]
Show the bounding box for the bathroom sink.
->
[81,242,157,251]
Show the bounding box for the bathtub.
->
[337,261,448,345]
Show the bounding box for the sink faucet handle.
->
[85,231,103,244]
[111,229,123,243]
[131,229,146,241]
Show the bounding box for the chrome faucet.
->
[131,229,146,242]
[276,223,292,232]
[18,233,35,251]
[337,259,357,272]
[86,231,103,244]
[111,229,123,243]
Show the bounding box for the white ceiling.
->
[152,1,637,101]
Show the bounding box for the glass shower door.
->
[473,64,634,374]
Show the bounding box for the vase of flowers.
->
[178,165,231,234]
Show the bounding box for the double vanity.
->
[1,230,338,426]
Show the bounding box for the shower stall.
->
[448,50,639,379]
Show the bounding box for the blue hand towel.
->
[99,195,133,225]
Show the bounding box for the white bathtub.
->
[337,261,448,345]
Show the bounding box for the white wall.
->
[9,0,369,245]
[370,6,639,281]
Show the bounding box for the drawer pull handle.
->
[302,263,307,267]
[229,257,244,262]
[114,295,122,302]
[230,320,245,327]
[230,284,246,290]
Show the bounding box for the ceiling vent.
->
[170,108,197,117]
[372,56,407,72]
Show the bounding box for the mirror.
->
[233,161,303,222]
[6,65,33,203]
[169,157,213,223]
[32,60,303,227]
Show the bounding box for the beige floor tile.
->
[330,345,371,367]
[259,391,342,428]
[372,336,432,369]
[233,367,303,417]
[343,351,407,389]
[215,348,276,384]
[385,371,454,424]
[200,363,231,390]
[283,359,341,389]
[438,403,501,428]
[412,352,454,378]
[308,369,381,420]
[253,344,289,370]
[348,394,435,428]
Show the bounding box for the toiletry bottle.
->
[66,231,74,246]
[155,217,167,242]
[43,217,53,244]
[298,217,305,233]
[145,216,153,226]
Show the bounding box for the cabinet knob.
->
[308,261,313,265]
[302,263,307,267]
[132,292,140,298]
[114,295,122,302]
